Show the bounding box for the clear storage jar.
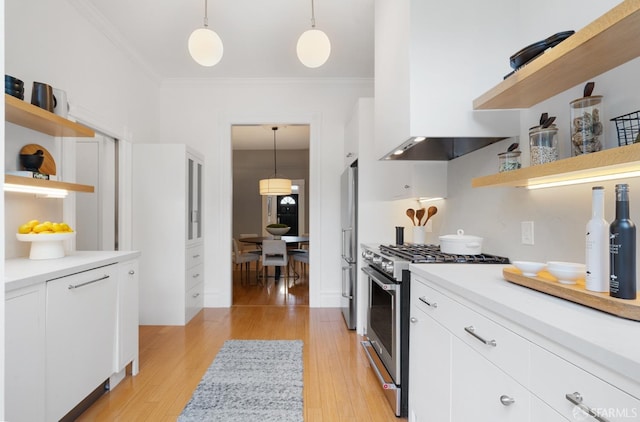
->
[529,124,558,165]
[498,151,521,172]
[570,95,604,155]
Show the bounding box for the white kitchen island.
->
[409,264,640,422]
[5,250,140,422]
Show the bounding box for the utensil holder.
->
[413,226,426,244]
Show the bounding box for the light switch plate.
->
[521,221,534,245]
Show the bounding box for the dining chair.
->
[239,233,260,254]
[261,239,289,289]
[291,249,309,279]
[232,238,260,285]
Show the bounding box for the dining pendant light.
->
[260,127,292,196]
[188,0,223,67]
[296,0,331,68]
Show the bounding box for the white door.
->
[76,134,117,251]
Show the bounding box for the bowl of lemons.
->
[16,220,75,259]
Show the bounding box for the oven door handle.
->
[361,267,398,291]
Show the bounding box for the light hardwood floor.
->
[77,269,404,421]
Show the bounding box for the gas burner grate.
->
[379,244,510,264]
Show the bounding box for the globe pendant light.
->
[188,0,223,67]
[296,0,331,68]
[260,127,292,196]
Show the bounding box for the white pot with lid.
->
[439,229,484,255]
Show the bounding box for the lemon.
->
[52,223,63,232]
[18,224,32,234]
[32,223,50,233]
[60,223,72,232]
[27,220,39,228]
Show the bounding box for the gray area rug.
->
[178,339,304,422]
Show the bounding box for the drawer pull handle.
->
[193,273,200,278]
[192,292,200,298]
[419,296,437,308]
[464,326,497,347]
[565,392,611,422]
[193,254,201,259]
[499,395,515,406]
[128,270,135,275]
[68,274,110,290]
[410,317,418,324]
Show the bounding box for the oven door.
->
[362,265,401,385]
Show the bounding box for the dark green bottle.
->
[609,184,636,299]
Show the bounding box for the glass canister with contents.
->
[498,150,521,172]
[529,124,558,165]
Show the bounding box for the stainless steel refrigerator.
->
[340,161,357,329]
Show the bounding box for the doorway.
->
[231,124,310,306]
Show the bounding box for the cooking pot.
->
[439,229,483,255]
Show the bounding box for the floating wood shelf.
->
[474,1,640,110]
[472,143,640,188]
[5,94,95,137]
[503,267,640,321]
[5,175,94,193]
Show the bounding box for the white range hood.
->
[374,0,521,161]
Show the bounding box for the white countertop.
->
[5,250,141,292]
[409,263,640,389]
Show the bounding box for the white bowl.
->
[512,261,546,277]
[265,226,290,239]
[16,232,75,260]
[547,264,586,285]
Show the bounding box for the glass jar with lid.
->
[570,95,604,155]
[529,124,558,165]
[498,150,521,172]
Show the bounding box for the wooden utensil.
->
[406,208,416,226]
[19,144,56,175]
[423,206,438,226]
[415,208,426,226]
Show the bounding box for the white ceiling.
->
[81,0,375,80]
[78,1,373,149]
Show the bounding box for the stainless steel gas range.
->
[360,243,510,417]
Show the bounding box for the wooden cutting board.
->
[19,144,56,175]
[503,267,640,321]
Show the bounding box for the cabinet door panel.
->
[6,284,46,422]
[531,345,640,422]
[451,337,530,422]
[409,306,451,422]
[46,265,118,421]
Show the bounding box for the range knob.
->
[372,256,382,265]
[383,260,394,274]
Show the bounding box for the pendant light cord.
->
[310,0,316,28]
[272,127,278,176]
[203,0,209,28]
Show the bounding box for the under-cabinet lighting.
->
[418,197,444,202]
[4,183,69,198]
[525,170,640,190]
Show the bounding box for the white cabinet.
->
[5,283,46,422]
[451,337,530,421]
[408,294,451,422]
[344,98,374,167]
[378,161,447,200]
[133,144,205,325]
[410,270,640,422]
[115,259,139,374]
[373,0,519,159]
[46,264,118,421]
[530,346,640,422]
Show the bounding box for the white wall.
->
[158,79,374,307]
[4,0,160,258]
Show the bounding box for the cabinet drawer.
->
[412,275,530,386]
[186,244,204,269]
[185,282,204,323]
[186,264,204,292]
[531,346,640,421]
